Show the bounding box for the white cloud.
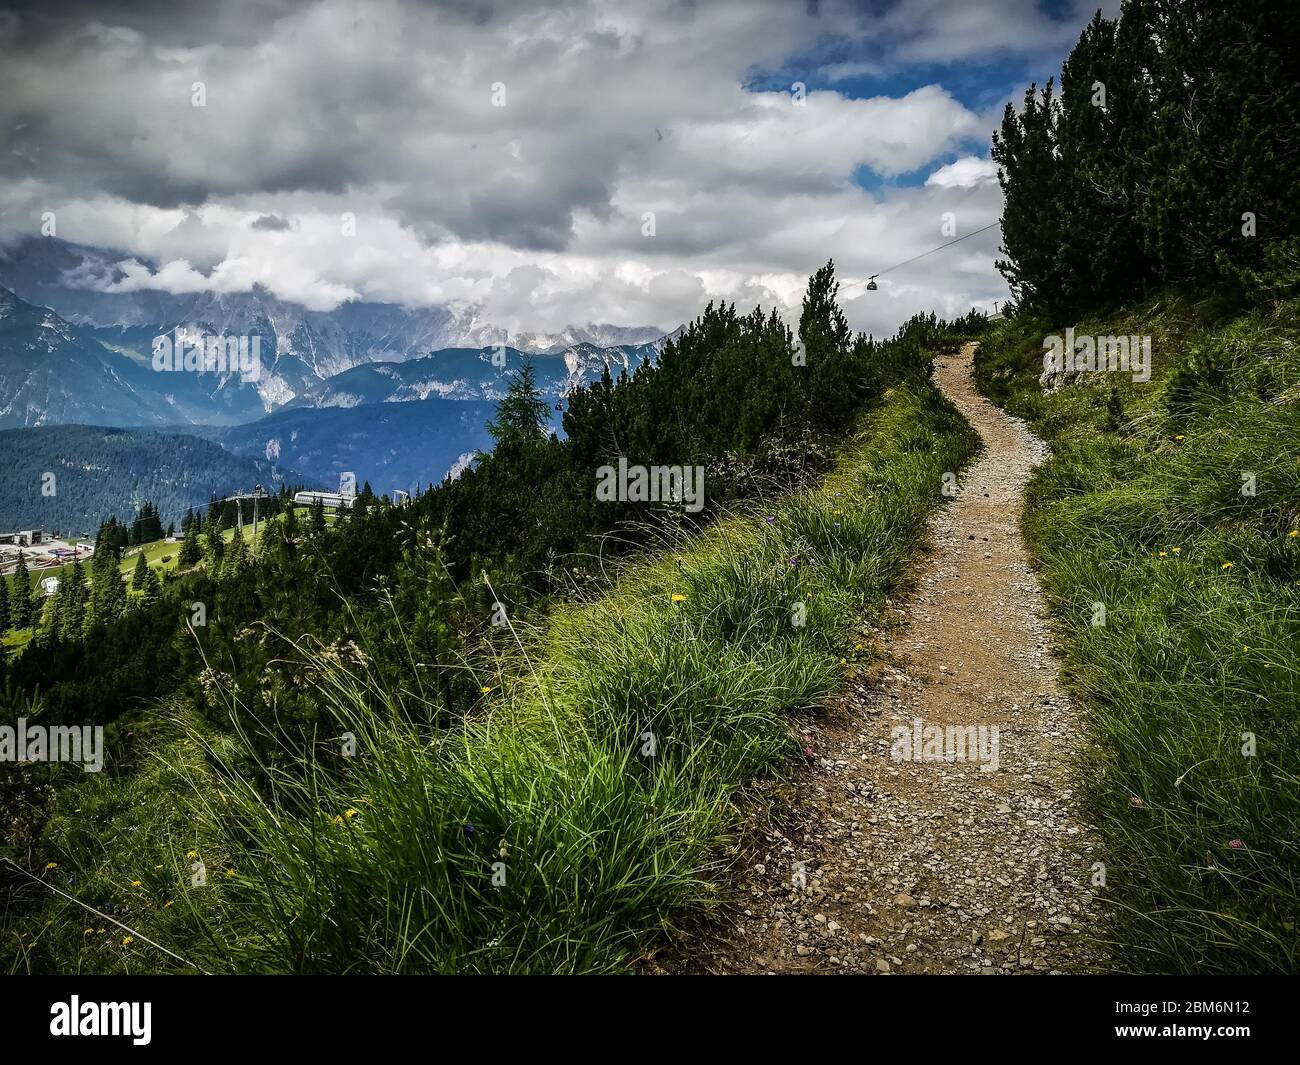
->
[0,0,1102,337]
[926,156,999,189]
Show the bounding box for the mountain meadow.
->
[1,0,1297,980]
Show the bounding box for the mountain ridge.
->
[0,236,679,411]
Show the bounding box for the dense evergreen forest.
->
[992,0,1298,315]
[0,425,293,533]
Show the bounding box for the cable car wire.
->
[861,220,1002,287]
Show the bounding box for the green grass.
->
[5,376,979,973]
[975,291,1300,974]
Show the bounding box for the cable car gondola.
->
[861,221,1000,295]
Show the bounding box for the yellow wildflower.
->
[479,685,493,694]
[1220,562,1234,571]
[671,593,687,603]
[45,862,57,870]
[121,936,134,947]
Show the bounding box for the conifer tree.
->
[179,520,203,567]
[206,514,225,564]
[132,551,150,595]
[223,524,248,581]
[992,0,1299,310]
[487,362,551,450]
[142,564,162,609]
[60,558,87,640]
[800,260,856,434]
[11,551,33,629]
[87,529,126,628]
[309,498,326,537]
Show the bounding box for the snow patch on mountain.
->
[446,451,477,481]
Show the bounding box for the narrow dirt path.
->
[684,342,1099,975]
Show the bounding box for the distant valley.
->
[0,424,296,534]
[0,236,678,528]
[192,398,500,501]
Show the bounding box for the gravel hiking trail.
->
[677,341,1100,975]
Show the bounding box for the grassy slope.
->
[975,292,1300,974]
[6,373,979,974]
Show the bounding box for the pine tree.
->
[37,588,58,635]
[310,499,326,537]
[0,569,10,634]
[11,551,33,629]
[992,0,1299,309]
[206,514,225,564]
[59,558,87,640]
[129,501,164,545]
[1054,8,1151,309]
[179,520,203,567]
[46,569,68,638]
[87,533,126,628]
[223,524,248,581]
[142,564,162,608]
[487,362,551,450]
[801,261,858,434]
[48,563,81,641]
[991,79,1067,311]
[132,552,150,595]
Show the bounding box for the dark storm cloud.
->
[250,213,292,230]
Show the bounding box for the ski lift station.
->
[294,472,358,510]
